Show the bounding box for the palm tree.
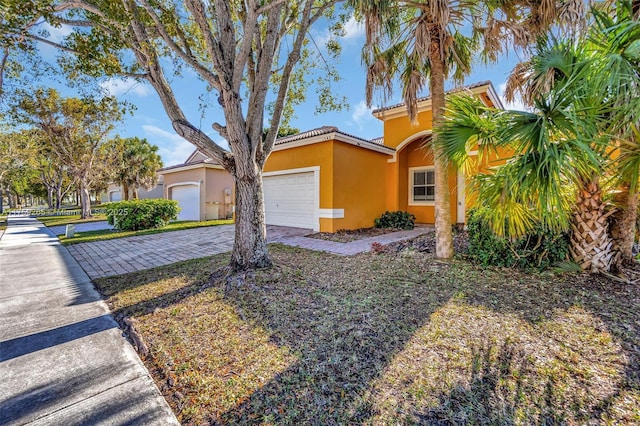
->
[350,0,585,259]
[503,1,640,267]
[105,137,163,200]
[437,35,618,273]
[587,1,640,264]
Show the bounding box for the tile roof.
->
[372,80,493,114]
[275,126,393,150]
[160,126,393,172]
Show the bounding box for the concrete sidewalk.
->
[0,218,178,425]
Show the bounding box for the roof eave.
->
[372,81,502,121]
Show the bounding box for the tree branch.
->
[137,0,221,90]
[184,0,228,88]
[233,0,258,90]
[173,119,231,167]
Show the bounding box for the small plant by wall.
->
[375,211,416,230]
[105,199,180,231]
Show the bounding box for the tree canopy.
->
[2,0,350,270]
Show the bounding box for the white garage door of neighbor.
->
[109,191,121,202]
[264,172,316,229]
[171,184,200,221]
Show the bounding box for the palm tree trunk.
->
[123,181,130,201]
[570,175,613,272]
[609,184,638,267]
[429,39,454,259]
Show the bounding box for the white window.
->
[409,167,435,205]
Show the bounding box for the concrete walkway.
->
[64,223,432,280]
[0,217,179,425]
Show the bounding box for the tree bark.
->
[79,179,92,219]
[609,184,638,266]
[429,39,454,259]
[55,186,62,209]
[570,175,612,273]
[123,181,130,201]
[230,162,271,271]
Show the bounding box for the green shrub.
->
[375,210,416,230]
[105,199,180,231]
[466,208,570,270]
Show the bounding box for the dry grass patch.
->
[94,245,640,425]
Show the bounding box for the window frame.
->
[408,166,436,206]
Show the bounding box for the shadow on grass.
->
[95,245,640,424]
[216,251,640,424]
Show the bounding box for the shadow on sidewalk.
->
[0,315,116,362]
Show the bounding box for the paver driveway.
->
[64,224,431,280]
[66,224,309,279]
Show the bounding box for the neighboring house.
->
[101,175,165,203]
[158,151,234,221]
[159,81,506,231]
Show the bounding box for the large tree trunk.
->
[230,163,271,271]
[609,184,638,267]
[79,179,92,219]
[429,40,454,259]
[46,186,53,209]
[123,181,130,201]
[7,188,14,209]
[570,176,613,273]
[55,186,62,209]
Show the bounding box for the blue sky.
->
[39,17,526,167]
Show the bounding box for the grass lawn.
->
[58,219,234,245]
[0,215,6,232]
[38,214,108,227]
[93,245,640,425]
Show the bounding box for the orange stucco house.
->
[159,81,504,231]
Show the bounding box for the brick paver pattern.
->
[65,224,432,279]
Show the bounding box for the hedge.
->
[105,199,180,231]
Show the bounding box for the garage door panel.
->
[264,171,316,229]
[171,184,200,221]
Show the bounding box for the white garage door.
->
[264,171,316,229]
[171,184,200,221]
[109,191,121,202]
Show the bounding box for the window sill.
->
[408,201,435,206]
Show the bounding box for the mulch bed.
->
[380,229,469,254]
[305,227,400,243]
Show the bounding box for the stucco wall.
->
[331,142,390,231]
[203,168,234,219]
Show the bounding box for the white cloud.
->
[342,16,365,40]
[100,78,151,97]
[498,82,531,112]
[312,15,365,52]
[352,100,373,129]
[40,21,72,43]
[36,21,73,58]
[142,125,195,166]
